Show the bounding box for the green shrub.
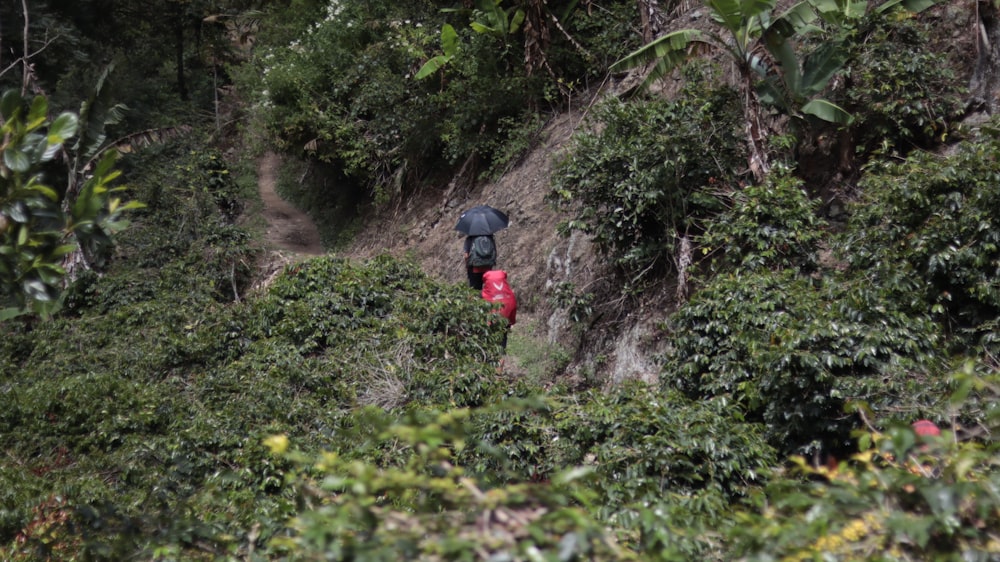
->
[841,129,1000,352]
[663,269,947,455]
[843,12,966,157]
[729,365,1000,561]
[254,408,633,561]
[551,72,745,282]
[465,385,776,527]
[1,225,511,558]
[700,168,827,272]
[553,385,776,504]
[245,255,506,407]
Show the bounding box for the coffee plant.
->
[551,70,745,282]
[841,126,1000,353]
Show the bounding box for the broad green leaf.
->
[3,148,31,173]
[764,36,801,96]
[801,98,852,124]
[509,9,526,34]
[26,95,48,130]
[768,1,819,39]
[49,113,79,144]
[0,307,26,321]
[415,56,449,80]
[440,24,459,56]
[800,42,847,96]
[470,21,494,34]
[0,90,21,122]
[876,0,938,13]
[897,0,938,11]
[610,29,703,72]
[708,0,776,31]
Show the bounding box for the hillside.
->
[253,97,671,386]
[335,106,636,384]
[277,1,987,388]
[4,1,1000,560]
[250,2,984,384]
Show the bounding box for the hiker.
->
[464,234,497,290]
[481,269,517,351]
[455,205,508,290]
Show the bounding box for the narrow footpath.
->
[257,152,325,256]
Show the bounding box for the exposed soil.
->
[253,101,668,385]
[257,152,325,256]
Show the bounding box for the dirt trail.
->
[257,152,325,256]
[252,111,657,384]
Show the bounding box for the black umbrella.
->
[455,205,509,236]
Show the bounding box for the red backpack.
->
[481,270,517,326]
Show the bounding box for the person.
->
[481,269,517,352]
[464,234,497,290]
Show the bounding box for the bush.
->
[729,365,1000,561]
[700,169,827,273]
[841,128,1000,352]
[551,71,745,282]
[843,12,966,157]
[662,269,947,455]
[254,407,633,561]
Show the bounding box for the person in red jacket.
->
[481,269,517,352]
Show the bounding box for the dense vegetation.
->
[1,0,999,560]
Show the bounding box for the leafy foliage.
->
[243,255,507,408]
[240,0,531,201]
[241,0,636,205]
[3,2,1000,561]
[700,169,827,272]
[663,269,947,454]
[258,407,632,561]
[840,127,1000,351]
[731,365,1000,562]
[842,11,966,157]
[0,91,140,319]
[551,74,745,281]
[0,249,511,559]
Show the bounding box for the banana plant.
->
[613,0,944,182]
[612,0,785,181]
[469,0,526,40]
[757,0,941,128]
[757,1,853,128]
[415,23,460,80]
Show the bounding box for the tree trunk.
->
[523,0,548,77]
[743,75,771,183]
[174,2,188,101]
[638,0,667,43]
[971,1,1000,113]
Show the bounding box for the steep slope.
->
[261,1,986,387]
[336,106,667,384]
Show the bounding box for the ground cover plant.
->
[3,0,1000,560]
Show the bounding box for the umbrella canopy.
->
[455,205,509,236]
